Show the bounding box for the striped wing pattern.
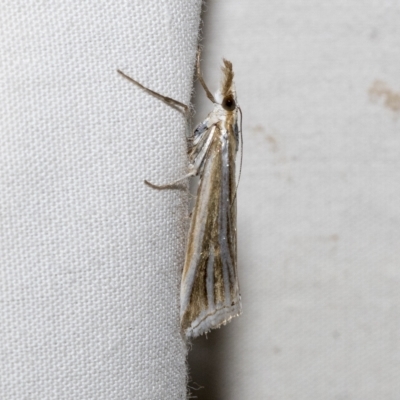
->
[180,122,241,338]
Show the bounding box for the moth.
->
[117,51,242,338]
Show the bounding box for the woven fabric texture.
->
[0,1,201,399]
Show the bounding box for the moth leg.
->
[117,70,190,118]
[196,49,216,103]
[144,169,196,190]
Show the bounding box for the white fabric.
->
[189,1,400,399]
[0,1,201,399]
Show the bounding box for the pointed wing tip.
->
[183,303,242,339]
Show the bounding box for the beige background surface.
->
[189,1,400,399]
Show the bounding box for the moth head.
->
[219,59,237,111]
[221,94,236,111]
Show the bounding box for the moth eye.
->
[222,96,236,111]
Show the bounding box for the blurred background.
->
[189,1,400,399]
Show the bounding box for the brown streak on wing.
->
[181,117,239,332]
[181,130,223,330]
[213,248,225,304]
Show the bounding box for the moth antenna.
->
[231,106,243,209]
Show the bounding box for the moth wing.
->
[181,126,241,338]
